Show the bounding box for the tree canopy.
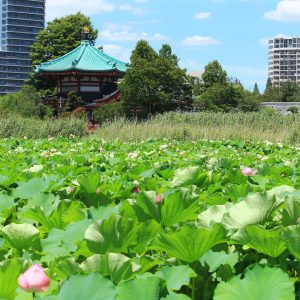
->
[193,60,260,112]
[202,60,228,88]
[0,86,49,118]
[119,40,192,116]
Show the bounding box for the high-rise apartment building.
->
[0,0,45,94]
[268,36,300,86]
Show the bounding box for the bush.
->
[287,106,299,114]
[94,101,125,124]
[0,86,50,118]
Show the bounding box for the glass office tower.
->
[0,0,45,94]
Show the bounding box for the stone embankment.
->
[261,102,300,114]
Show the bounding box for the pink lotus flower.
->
[242,167,256,176]
[155,194,164,205]
[18,265,50,293]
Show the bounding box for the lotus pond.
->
[0,138,299,299]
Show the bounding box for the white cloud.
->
[101,44,131,62]
[119,3,146,15]
[103,22,132,31]
[275,33,293,38]
[264,0,300,22]
[46,0,115,20]
[259,38,269,47]
[194,12,211,20]
[100,29,168,42]
[182,36,220,46]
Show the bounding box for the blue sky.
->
[46,0,300,91]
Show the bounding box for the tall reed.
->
[93,111,300,144]
[0,114,86,138]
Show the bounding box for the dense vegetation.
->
[93,111,300,144]
[3,110,300,143]
[0,138,299,299]
[119,41,192,115]
[0,114,86,138]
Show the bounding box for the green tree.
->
[253,82,260,95]
[29,12,98,89]
[263,78,280,102]
[194,81,260,112]
[202,60,228,88]
[159,44,179,65]
[195,83,238,112]
[279,81,300,102]
[120,40,192,116]
[238,90,261,112]
[64,92,85,112]
[265,77,272,92]
[0,86,49,118]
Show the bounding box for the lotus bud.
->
[242,167,256,176]
[67,186,75,194]
[297,216,300,224]
[132,186,141,193]
[96,187,102,194]
[155,194,163,205]
[18,264,50,293]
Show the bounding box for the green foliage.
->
[263,79,300,102]
[117,276,162,300]
[202,60,228,88]
[279,81,300,102]
[214,265,295,300]
[59,273,117,300]
[63,92,85,113]
[80,253,140,284]
[91,110,300,143]
[193,62,261,112]
[1,137,300,298]
[253,82,260,95]
[151,224,226,263]
[0,86,49,118]
[155,265,196,292]
[85,216,138,254]
[94,101,125,125]
[282,225,300,260]
[0,260,26,300]
[0,114,86,138]
[2,223,40,250]
[287,106,299,114]
[120,40,192,116]
[235,225,286,257]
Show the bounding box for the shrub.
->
[0,86,50,118]
[94,101,125,124]
[287,106,299,114]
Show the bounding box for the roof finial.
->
[82,26,94,45]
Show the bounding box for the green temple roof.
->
[35,40,128,74]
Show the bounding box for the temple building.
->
[35,35,128,111]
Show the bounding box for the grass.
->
[0,114,86,138]
[2,111,300,143]
[94,111,300,143]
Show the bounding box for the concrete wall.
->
[261,102,300,115]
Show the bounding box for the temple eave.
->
[39,70,125,77]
